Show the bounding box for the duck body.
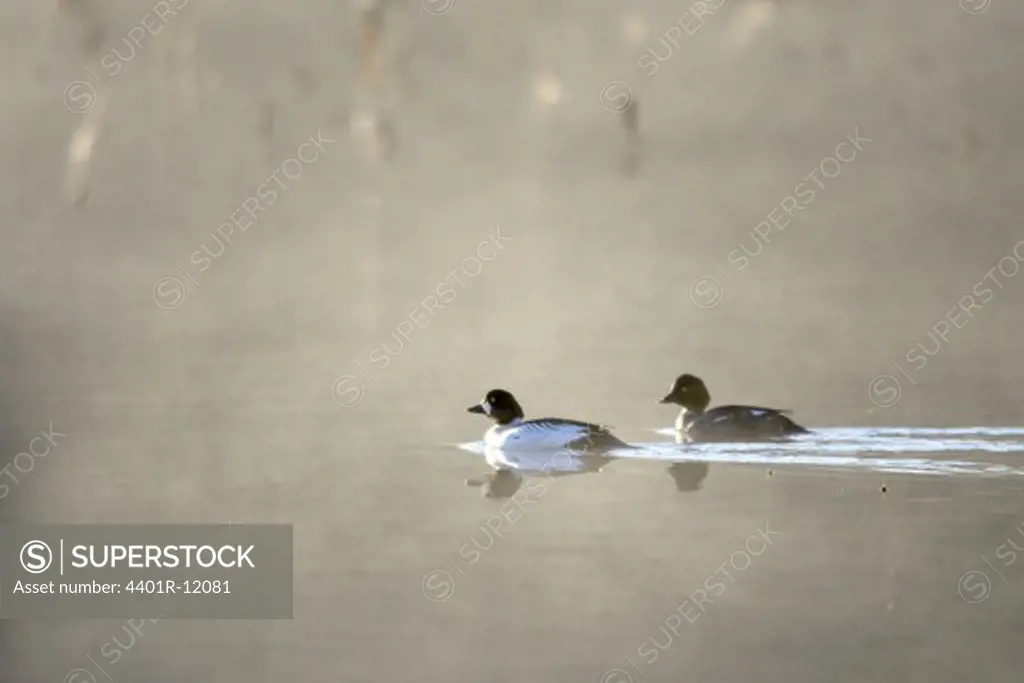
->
[483,418,630,452]
[662,374,809,443]
[676,405,809,443]
[468,389,631,454]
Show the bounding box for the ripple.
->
[454,427,1024,478]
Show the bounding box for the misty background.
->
[3,0,1024,681]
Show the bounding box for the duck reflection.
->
[666,461,710,492]
[464,446,708,498]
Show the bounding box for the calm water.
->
[4,0,1024,681]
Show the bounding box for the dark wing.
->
[694,405,808,441]
[524,418,629,451]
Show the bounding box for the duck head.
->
[467,389,525,426]
[659,374,712,413]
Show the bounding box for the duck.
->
[467,389,631,453]
[659,373,809,442]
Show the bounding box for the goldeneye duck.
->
[658,374,809,442]
[467,389,631,453]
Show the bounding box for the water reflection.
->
[463,446,614,499]
[460,444,709,499]
[456,427,1024,497]
[666,462,711,493]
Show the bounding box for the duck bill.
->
[467,403,486,414]
[659,394,674,404]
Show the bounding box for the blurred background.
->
[3,0,1024,681]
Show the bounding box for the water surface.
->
[5,1,1024,682]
